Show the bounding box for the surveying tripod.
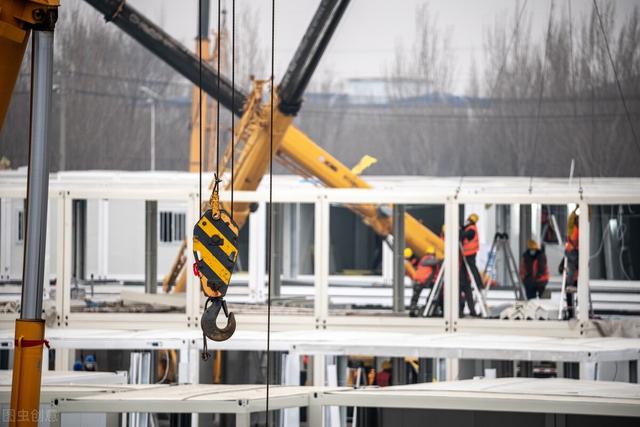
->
[420,245,489,318]
[482,232,527,301]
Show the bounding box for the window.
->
[159,211,185,243]
[173,212,185,241]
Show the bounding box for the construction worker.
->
[459,213,481,317]
[408,245,440,317]
[520,239,549,299]
[563,208,580,318]
[376,360,393,387]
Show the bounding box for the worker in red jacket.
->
[407,245,440,317]
[520,239,549,299]
[459,213,481,317]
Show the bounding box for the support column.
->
[444,203,460,330]
[314,197,329,326]
[145,200,158,293]
[519,204,532,257]
[72,200,86,284]
[495,205,509,288]
[418,358,432,383]
[391,358,406,385]
[249,202,266,302]
[313,354,326,386]
[577,202,591,324]
[630,360,638,384]
[270,203,283,298]
[392,204,405,313]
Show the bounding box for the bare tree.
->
[0,0,268,172]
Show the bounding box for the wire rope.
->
[230,0,235,220]
[216,0,221,180]
[265,0,276,420]
[198,0,203,212]
[528,0,553,192]
[592,0,640,157]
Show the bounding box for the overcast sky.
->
[125,0,638,94]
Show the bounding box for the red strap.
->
[192,262,200,277]
[15,339,50,349]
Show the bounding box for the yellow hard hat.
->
[527,239,539,250]
[468,213,479,224]
[425,245,435,254]
[382,360,392,370]
[404,248,413,259]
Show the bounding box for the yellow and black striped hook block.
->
[192,208,239,299]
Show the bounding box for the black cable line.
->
[198,0,203,211]
[567,0,576,116]
[474,0,528,192]
[231,0,235,219]
[567,0,585,178]
[528,0,554,192]
[216,0,221,179]
[266,0,275,419]
[488,0,529,97]
[592,0,640,157]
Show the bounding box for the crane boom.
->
[83,0,444,258]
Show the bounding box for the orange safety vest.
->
[565,224,579,252]
[462,223,479,256]
[414,254,437,284]
[520,252,549,283]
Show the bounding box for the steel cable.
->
[265,0,276,420]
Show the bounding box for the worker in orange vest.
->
[563,209,580,318]
[407,245,440,317]
[460,213,481,317]
[520,239,549,299]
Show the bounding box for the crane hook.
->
[201,297,236,342]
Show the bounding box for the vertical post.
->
[58,76,66,171]
[577,202,590,323]
[495,205,509,289]
[418,358,431,383]
[391,358,406,385]
[629,360,638,384]
[444,202,460,329]
[313,355,326,386]
[249,202,266,302]
[282,203,299,279]
[150,100,156,171]
[392,204,405,313]
[314,196,329,326]
[271,203,283,298]
[71,200,86,284]
[145,200,158,293]
[519,204,532,257]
